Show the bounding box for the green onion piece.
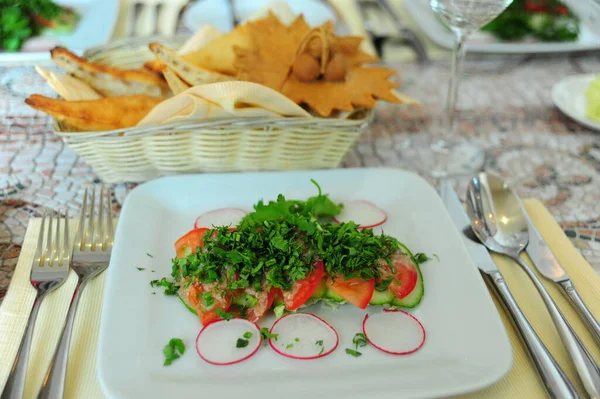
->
[243,331,253,339]
[345,348,362,357]
[286,343,294,349]
[236,338,249,348]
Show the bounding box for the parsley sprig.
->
[163,338,185,365]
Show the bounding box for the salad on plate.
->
[153,181,429,365]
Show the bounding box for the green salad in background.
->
[482,0,579,42]
[0,0,80,52]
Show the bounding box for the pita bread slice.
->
[50,47,169,98]
[163,68,191,95]
[149,43,235,86]
[35,66,101,101]
[25,94,164,131]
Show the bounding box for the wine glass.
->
[404,0,513,178]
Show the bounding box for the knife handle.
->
[559,280,600,347]
[486,270,580,399]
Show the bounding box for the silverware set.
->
[356,0,429,63]
[442,174,600,399]
[1,187,115,399]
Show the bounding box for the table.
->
[1,53,600,302]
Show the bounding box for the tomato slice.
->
[187,282,232,325]
[175,228,209,258]
[282,261,325,311]
[244,287,277,322]
[378,253,419,299]
[326,275,374,309]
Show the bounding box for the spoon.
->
[466,172,600,399]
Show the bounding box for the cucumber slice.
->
[390,263,424,308]
[324,288,345,303]
[370,290,394,305]
[311,279,328,299]
[178,292,197,315]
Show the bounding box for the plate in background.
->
[552,74,600,132]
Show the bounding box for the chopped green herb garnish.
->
[315,339,323,346]
[202,292,214,307]
[243,331,253,339]
[136,267,145,271]
[163,338,185,365]
[375,278,392,292]
[216,308,233,321]
[294,337,300,342]
[152,269,156,272]
[151,292,156,295]
[318,346,325,355]
[352,333,368,350]
[286,343,294,349]
[150,278,178,295]
[236,338,249,348]
[413,253,430,264]
[260,327,278,341]
[345,348,362,357]
[147,253,154,258]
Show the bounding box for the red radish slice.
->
[194,208,247,229]
[362,310,426,355]
[333,200,387,229]
[195,318,261,365]
[269,313,338,360]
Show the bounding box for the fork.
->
[1,212,70,399]
[358,0,430,63]
[37,187,114,399]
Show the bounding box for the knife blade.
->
[440,180,579,398]
[440,180,498,273]
[524,214,567,282]
[523,207,600,346]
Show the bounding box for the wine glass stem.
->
[445,29,468,139]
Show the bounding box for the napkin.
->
[1,199,600,398]
[137,81,311,126]
[329,0,449,62]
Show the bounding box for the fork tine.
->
[76,188,88,251]
[63,209,69,264]
[88,187,96,251]
[55,213,61,265]
[36,211,47,266]
[45,212,54,266]
[98,186,105,251]
[105,188,114,251]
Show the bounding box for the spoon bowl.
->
[465,173,528,257]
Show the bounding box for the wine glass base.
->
[402,134,485,179]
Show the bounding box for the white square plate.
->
[98,168,512,399]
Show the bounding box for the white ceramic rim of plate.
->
[551,73,600,132]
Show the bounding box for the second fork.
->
[37,187,115,399]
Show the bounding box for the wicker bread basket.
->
[53,37,373,183]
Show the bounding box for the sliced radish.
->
[333,200,387,229]
[269,313,338,360]
[194,208,248,229]
[362,310,426,355]
[195,318,261,365]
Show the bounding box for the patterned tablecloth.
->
[1,53,600,301]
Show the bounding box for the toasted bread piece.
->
[25,94,163,131]
[144,60,167,75]
[50,47,169,97]
[180,25,251,75]
[35,66,102,101]
[163,68,191,95]
[149,43,235,86]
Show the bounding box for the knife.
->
[440,180,580,399]
[524,211,600,346]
